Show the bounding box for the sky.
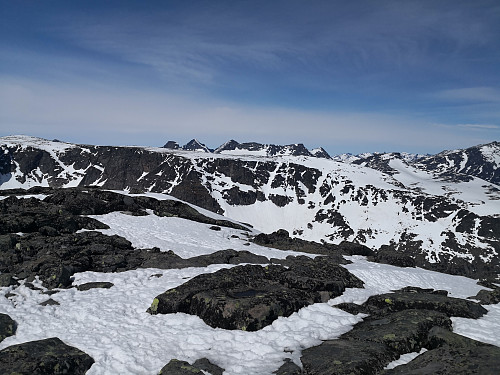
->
[1,0,500,155]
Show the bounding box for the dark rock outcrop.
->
[373,246,416,267]
[40,298,60,306]
[192,358,224,375]
[253,229,373,258]
[148,256,363,331]
[0,314,16,343]
[301,287,491,374]
[76,282,114,291]
[162,141,179,149]
[0,337,94,374]
[468,287,500,305]
[1,229,269,289]
[158,358,224,375]
[182,139,211,152]
[383,327,500,374]
[274,358,302,375]
[302,339,395,375]
[361,287,487,319]
[0,188,260,289]
[158,359,204,374]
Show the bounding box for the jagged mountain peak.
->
[162,141,180,150]
[214,140,330,158]
[310,147,331,159]
[182,139,212,153]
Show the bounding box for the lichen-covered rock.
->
[468,287,500,305]
[158,359,204,374]
[0,337,94,374]
[76,282,114,291]
[301,286,492,374]
[192,358,224,375]
[148,256,363,331]
[0,314,16,343]
[301,339,394,375]
[363,287,487,319]
[343,309,451,354]
[273,358,302,374]
[252,229,371,257]
[383,327,500,374]
[39,298,60,306]
[301,309,451,374]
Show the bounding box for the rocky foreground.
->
[0,187,499,374]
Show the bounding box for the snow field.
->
[1,254,498,374]
[452,303,500,347]
[389,158,500,217]
[0,264,362,375]
[85,211,310,259]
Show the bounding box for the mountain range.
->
[1,135,499,281]
[0,134,499,374]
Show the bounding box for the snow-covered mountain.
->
[1,135,500,374]
[416,142,500,185]
[214,140,329,158]
[0,135,499,281]
[332,152,428,175]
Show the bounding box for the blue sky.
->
[1,0,499,154]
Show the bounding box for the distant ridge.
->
[163,138,331,159]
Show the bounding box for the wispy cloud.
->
[1,77,496,154]
[436,87,500,103]
[457,123,500,130]
[37,1,499,89]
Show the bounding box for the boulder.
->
[0,314,16,343]
[274,359,302,374]
[157,358,224,375]
[383,327,500,374]
[252,229,343,257]
[39,298,60,306]
[468,288,500,304]
[76,282,114,291]
[374,247,416,267]
[0,337,94,374]
[362,287,487,319]
[192,358,224,375]
[0,273,18,287]
[343,309,451,354]
[301,339,394,375]
[148,256,363,331]
[158,359,203,374]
